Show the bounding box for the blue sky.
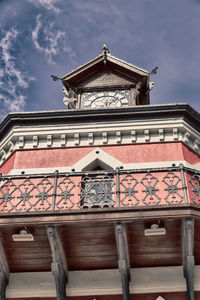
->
[0,0,200,121]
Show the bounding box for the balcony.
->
[0,165,200,299]
[0,165,200,215]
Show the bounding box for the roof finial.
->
[102,44,110,66]
[102,43,110,54]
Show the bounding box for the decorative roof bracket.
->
[115,223,131,300]
[182,218,196,300]
[47,226,68,300]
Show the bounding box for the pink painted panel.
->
[2,143,200,174]
[100,142,184,163]
[13,148,92,169]
[11,143,185,170]
[0,153,16,174]
[182,144,200,164]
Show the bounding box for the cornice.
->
[1,103,200,167]
[1,103,200,135]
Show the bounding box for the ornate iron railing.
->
[0,165,200,214]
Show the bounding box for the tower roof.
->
[61,49,149,84]
[61,45,149,88]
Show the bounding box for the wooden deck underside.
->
[0,218,186,272]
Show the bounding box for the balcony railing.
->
[0,165,200,215]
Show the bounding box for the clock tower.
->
[1,45,200,300]
[61,45,152,109]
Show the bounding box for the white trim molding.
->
[72,148,122,171]
[8,265,200,298]
[1,118,200,168]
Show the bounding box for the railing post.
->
[116,167,120,207]
[52,170,59,211]
[180,164,188,204]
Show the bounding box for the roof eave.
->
[107,55,149,76]
[61,53,150,83]
[1,103,200,137]
[61,54,103,81]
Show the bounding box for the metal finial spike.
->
[150,66,158,75]
[51,74,61,81]
[102,44,110,66]
[102,44,110,54]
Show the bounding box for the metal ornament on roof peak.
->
[102,43,110,66]
[150,66,158,75]
[51,74,61,81]
[102,43,110,55]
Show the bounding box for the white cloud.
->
[32,15,75,64]
[0,28,35,118]
[0,28,28,88]
[27,0,61,14]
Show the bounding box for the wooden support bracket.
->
[115,223,131,300]
[0,234,9,300]
[46,226,68,300]
[182,218,196,300]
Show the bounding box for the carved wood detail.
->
[46,226,68,300]
[78,71,136,89]
[115,223,131,300]
[182,218,195,300]
[0,235,9,300]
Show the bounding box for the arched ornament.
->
[72,148,122,172]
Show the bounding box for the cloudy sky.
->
[0,0,200,121]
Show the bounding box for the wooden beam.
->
[182,218,195,300]
[1,205,200,227]
[0,234,9,300]
[115,223,130,300]
[46,226,68,300]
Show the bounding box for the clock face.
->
[81,90,131,109]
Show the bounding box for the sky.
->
[0,0,200,121]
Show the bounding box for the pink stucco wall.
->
[1,142,199,173]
